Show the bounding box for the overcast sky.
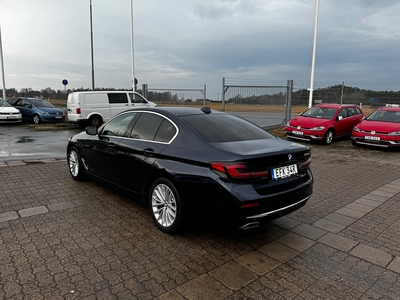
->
[1,0,399,99]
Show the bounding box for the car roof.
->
[125,106,226,117]
[314,103,359,108]
[376,106,400,112]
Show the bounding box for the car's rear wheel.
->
[32,114,41,124]
[149,178,183,234]
[89,116,102,127]
[67,147,85,180]
[324,129,334,145]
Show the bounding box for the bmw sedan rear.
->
[67,107,313,233]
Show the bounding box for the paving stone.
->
[387,257,400,274]
[176,274,232,300]
[258,241,299,262]
[271,216,301,230]
[318,232,358,253]
[324,212,356,226]
[0,211,19,222]
[377,186,400,194]
[335,207,367,219]
[235,251,281,276]
[47,201,76,211]
[291,223,327,240]
[276,232,315,252]
[370,190,395,198]
[354,197,383,208]
[350,244,393,268]
[209,261,258,290]
[345,202,374,213]
[18,206,49,218]
[362,193,389,203]
[313,218,346,233]
[6,161,26,166]
[155,290,186,300]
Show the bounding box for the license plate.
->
[55,116,62,119]
[364,136,380,141]
[271,164,298,180]
[7,116,18,119]
[292,130,303,136]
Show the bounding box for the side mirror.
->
[86,126,98,135]
[337,116,343,121]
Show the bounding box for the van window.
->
[108,93,128,104]
[129,93,147,104]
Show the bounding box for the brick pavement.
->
[1,145,400,299]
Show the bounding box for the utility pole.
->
[0,26,6,99]
[131,0,136,91]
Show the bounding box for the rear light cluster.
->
[300,158,311,169]
[76,108,81,114]
[210,162,269,179]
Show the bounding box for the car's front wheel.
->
[149,178,183,234]
[32,114,41,124]
[67,147,85,180]
[324,129,334,145]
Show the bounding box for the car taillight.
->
[210,162,269,179]
[300,158,311,169]
[76,108,81,114]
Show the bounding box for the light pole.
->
[308,0,320,108]
[130,0,136,91]
[0,26,6,99]
[90,0,95,90]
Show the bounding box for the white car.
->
[0,98,22,123]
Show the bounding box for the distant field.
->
[51,98,375,115]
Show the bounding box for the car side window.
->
[154,119,177,143]
[130,113,164,141]
[101,113,138,137]
[129,93,147,104]
[338,109,348,118]
[107,93,128,104]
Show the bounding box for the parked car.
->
[8,97,65,124]
[67,107,313,233]
[0,98,22,123]
[351,105,400,148]
[67,91,156,127]
[285,103,364,145]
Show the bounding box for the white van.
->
[67,91,156,127]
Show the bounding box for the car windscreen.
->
[0,99,11,107]
[302,107,337,119]
[367,110,400,123]
[181,113,274,143]
[30,99,55,108]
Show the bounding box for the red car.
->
[351,105,400,148]
[285,103,365,145]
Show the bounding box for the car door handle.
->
[108,143,116,148]
[143,148,154,156]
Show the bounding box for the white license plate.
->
[365,136,380,141]
[292,130,303,136]
[55,116,62,119]
[271,164,298,180]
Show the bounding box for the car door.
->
[334,108,352,136]
[79,112,139,183]
[114,112,177,195]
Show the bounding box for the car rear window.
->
[181,114,273,143]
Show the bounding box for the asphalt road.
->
[0,123,81,162]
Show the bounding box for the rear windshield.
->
[181,114,273,143]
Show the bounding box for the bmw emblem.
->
[371,131,376,135]
[297,126,301,129]
[288,154,292,161]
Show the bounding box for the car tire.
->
[324,129,334,145]
[149,178,183,234]
[89,116,102,127]
[32,114,41,124]
[67,147,85,181]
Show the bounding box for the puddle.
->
[16,137,35,143]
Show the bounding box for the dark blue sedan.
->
[67,107,313,233]
[10,97,65,124]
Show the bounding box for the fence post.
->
[222,77,225,111]
[283,80,293,124]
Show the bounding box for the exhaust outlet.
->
[238,222,260,230]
